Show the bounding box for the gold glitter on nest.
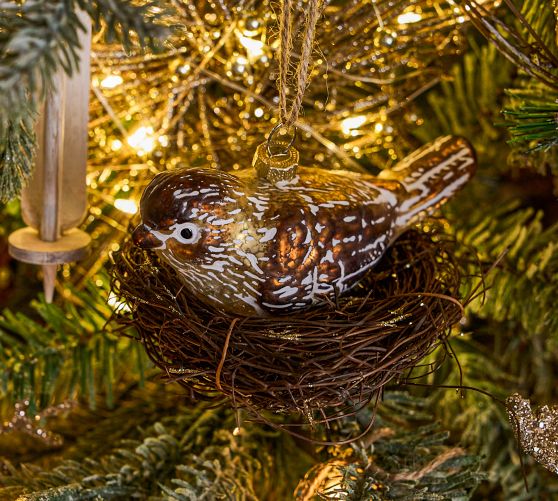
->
[507,393,558,474]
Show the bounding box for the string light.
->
[107,292,131,313]
[397,12,422,24]
[237,34,265,60]
[228,55,250,76]
[341,115,367,135]
[127,126,156,155]
[99,74,123,89]
[114,198,138,214]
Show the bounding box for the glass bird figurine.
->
[132,136,476,316]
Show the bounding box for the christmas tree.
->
[1,0,558,499]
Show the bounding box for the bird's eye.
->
[174,222,199,244]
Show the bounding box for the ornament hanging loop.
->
[253,0,321,183]
[266,122,297,157]
[254,122,299,182]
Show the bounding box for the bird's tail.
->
[379,136,476,228]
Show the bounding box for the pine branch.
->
[87,0,172,48]
[295,392,484,500]
[0,390,482,500]
[0,1,84,107]
[0,107,35,203]
[0,402,265,500]
[451,201,558,338]
[3,422,182,499]
[420,327,558,499]
[519,0,558,60]
[460,0,558,91]
[0,0,171,107]
[161,434,260,500]
[413,41,513,171]
[502,85,558,153]
[0,279,146,411]
[412,32,558,337]
[457,0,558,156]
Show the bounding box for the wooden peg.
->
[8,11,92,302]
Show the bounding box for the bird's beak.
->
[132,223,163,249]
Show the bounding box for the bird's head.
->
[132,168,242,262]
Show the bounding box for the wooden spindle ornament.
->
[8,13,92,303]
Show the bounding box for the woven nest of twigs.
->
[111,228,466,423]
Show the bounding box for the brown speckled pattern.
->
[133,136,476,315]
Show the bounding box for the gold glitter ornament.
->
[507,393,558,475]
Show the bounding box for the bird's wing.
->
[255,170,401,309]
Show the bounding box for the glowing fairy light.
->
[100,74,123,89]
[114,198,138,215]
[242,17,262,36]
[374,122,384,133]
[341,115,367,135]
[397,12,422,24]
[229,55,249,76]
[127,126,156,155]
[107,292,131,313]
[238,34,265,59]
[110,139,123,151]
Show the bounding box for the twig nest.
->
[111,229,464,422]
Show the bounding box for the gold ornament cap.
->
[252,141,299,182]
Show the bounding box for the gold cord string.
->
[277,0,322,130]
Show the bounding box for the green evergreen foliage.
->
[453,202,558,338]
[519,0,558,57]
[409,20,558,498]
[424,330,558,500]
[0,0,169,109]
[0,279,146,411]
[503,86,558,152]
[0,391,482,500]
[0,384,308,500]
[0,108,35,203]
[298,393,484,500]
[413,41,513,168]
[315,431,480,501]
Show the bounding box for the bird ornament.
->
[132,135,476,316]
